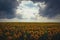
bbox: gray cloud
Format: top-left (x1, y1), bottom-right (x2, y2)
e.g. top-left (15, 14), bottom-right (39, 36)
top-left (31, 0), bottom-right (60, 18)
top-left (16, 14), bottom-right (23, 19)
top-left (0, 0), bottom-right (18, 19)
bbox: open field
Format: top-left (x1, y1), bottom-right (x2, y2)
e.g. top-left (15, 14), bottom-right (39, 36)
top-left (0, 22), bottom-right (60, 40)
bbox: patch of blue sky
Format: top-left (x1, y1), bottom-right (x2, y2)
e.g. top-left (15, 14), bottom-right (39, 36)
top-left (24, 2), bottom-right (38, 8)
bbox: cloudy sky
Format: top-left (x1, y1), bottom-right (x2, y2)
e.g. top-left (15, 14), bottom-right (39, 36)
top-left (0, 0), bottom-right (60, 22)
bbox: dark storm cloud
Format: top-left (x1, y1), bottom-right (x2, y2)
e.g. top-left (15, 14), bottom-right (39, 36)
top-left (0, 0), bottom-right (18, 19)
top-left (31, 0), bottom-right (44, 2)
top-left (31, 0), bottom-right (60, 18)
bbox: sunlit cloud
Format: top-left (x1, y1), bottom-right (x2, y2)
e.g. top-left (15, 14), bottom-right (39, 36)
top-left (16, 1), bottom-right (39, 19)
